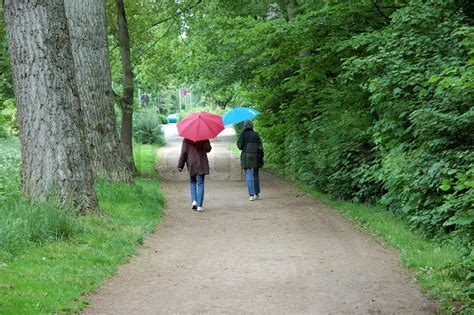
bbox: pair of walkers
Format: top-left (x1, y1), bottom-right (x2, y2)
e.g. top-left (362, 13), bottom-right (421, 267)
top-left (177, 121), bottom-right (264, 211)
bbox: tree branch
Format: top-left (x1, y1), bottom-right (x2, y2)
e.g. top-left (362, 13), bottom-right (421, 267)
top-left (372, 0), bottom-right (390, 23)
top-left (145, 0), bottom-right (202, 32)
top-left (145, 18), bottom-right (177, 52)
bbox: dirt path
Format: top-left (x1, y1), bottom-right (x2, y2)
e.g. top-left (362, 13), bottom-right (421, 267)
top-left (85, 127), bottom-right (438, 314)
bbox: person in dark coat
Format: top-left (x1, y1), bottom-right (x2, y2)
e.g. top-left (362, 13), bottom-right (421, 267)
top-left (177, 138), bottom-right (212, 211)
top-left (237, 120), bottom-right (264, 201)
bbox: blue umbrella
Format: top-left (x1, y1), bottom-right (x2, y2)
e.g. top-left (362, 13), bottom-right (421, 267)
top-left (222, 107), bottom-right (261, 126)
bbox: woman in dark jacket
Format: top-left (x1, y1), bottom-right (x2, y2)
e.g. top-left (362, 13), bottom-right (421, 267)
top-left (177, 138), bottom-right (212, 211)
top-left (237, 120), bottom-right (264, 201)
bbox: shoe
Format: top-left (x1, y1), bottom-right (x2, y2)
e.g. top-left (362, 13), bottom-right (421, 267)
top-left (192, 201), bottom-right (197, 210)
top-left (249, 196), bottom-right (255, 201)
top-left (255, 194), bottom-right (260, 200)
top-left (197, 206), bottom-right (204, 212)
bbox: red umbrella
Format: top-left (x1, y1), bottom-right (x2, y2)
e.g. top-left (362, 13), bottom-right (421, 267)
top-left (177, 111), bottom-right (225, 142)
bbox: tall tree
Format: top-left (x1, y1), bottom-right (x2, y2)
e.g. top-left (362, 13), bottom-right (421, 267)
top-left (114, 0), bottom-right (136, 173)
top-left (64, 0), bottom-right (132, 181)
top-left (4, 0), bottom-right (98, 212)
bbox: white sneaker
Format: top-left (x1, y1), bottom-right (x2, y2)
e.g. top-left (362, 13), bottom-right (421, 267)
top-left (249, 196), bottom-right (255, 201)
top-left (255, 194), bottom-right (260, 200)
top-left (197, 206), bottom-right (204, 212)
top-left (192, 201), bottom-right (197, 210)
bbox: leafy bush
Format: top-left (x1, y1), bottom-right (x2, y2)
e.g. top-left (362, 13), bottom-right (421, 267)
top-left (0, 138), bottom-right (21, 201)
top-left (184, 0), bottom-right (473, 240)
top-left (0, 98), bottom-right (18, 139)
top-left (133, 109), bottom-right (166, 145)
top-left (158, 113), bottom-right (168, 124)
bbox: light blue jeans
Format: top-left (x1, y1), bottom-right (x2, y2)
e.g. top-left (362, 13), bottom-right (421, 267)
top-left (245, 168), bottom-right (260, 196)
top-left (190, 175), bottom-right (205, 207)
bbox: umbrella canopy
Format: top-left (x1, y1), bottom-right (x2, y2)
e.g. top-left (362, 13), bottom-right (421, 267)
top-left (222, 107), bottom-right (261, 126)
top-left (177, 111), bottom-right (225, 142)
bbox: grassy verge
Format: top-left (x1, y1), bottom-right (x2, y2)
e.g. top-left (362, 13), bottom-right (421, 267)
top-left (133, 143), bottom-right (160, 176)
top-left (0, 139), bottom-right (165, 313)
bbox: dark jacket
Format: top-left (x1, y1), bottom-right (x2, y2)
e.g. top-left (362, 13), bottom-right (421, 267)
top-left (178, 139), bottom-right (212, 176)
top-left (237, 128), bottom-right (264, 168)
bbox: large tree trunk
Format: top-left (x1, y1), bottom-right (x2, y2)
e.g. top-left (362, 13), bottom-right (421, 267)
top-left (115, 0), bottom-right (136, 174)
top-left (64, 0), bottom-right (132, 182)
top-left (4, 0), bottom-right (98, 213)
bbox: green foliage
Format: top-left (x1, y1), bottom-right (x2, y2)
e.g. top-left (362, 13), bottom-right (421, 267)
top-left (133, 109), bottom-right (166, 145)
top-left (0, 10), bottom-right (14, 106)
top-left (0, 98), bottom-right (18, 138)
top-left (182, 0), bottom-right (473, 238)
top-left (133, 143), bottom-right (160, 176)
top-left (0, 138), bottom-right (21, 201)
top-left (158, 113), bottom-right (168, 124)
top-left (0, 9), bottom-right (16, 140)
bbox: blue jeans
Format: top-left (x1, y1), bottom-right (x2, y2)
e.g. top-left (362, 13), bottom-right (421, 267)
top-left (190, 175), bottom-right (205, 207)
top-left (245, 168), bottom-right (260, 196)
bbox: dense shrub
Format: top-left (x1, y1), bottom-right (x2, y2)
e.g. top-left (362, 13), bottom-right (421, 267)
top-left (133, 109), bottom-right (166, 145)
top-left (182, 1), bottom-right (473, 241)
top-left (158, 113), bottom-right (168, 124)
top-left (0, 98), bottom-right (18, 139)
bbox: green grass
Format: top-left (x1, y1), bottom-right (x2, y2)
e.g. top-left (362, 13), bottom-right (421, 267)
top-left (297, 183), bottom-right (473, 313)
top-left (0, 139), bottom-right (165, 313)
top-left (133, 143), bottom-right (160, 176)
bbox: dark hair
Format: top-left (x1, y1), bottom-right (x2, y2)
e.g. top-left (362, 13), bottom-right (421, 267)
top-left (244, 120), bottom-right (254, 129)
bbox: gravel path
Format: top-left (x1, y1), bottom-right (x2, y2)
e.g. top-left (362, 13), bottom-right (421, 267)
top-left (84, 127), bottom-right (438, 314)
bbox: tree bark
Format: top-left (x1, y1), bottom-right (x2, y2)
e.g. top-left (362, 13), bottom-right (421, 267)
top-left (64, 0), bottom-right (132, 182)
top-left (115, 0), bottom-right (136, 174)
top-left (4, 0), bottom-right (98, 212)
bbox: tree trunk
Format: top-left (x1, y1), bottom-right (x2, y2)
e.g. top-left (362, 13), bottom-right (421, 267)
top-left (64, 0), bottom-right (132, 182)
top-left (4, 0), bottom-right (98, 212)
top-left (115, 0), bottom-right (136, 174)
